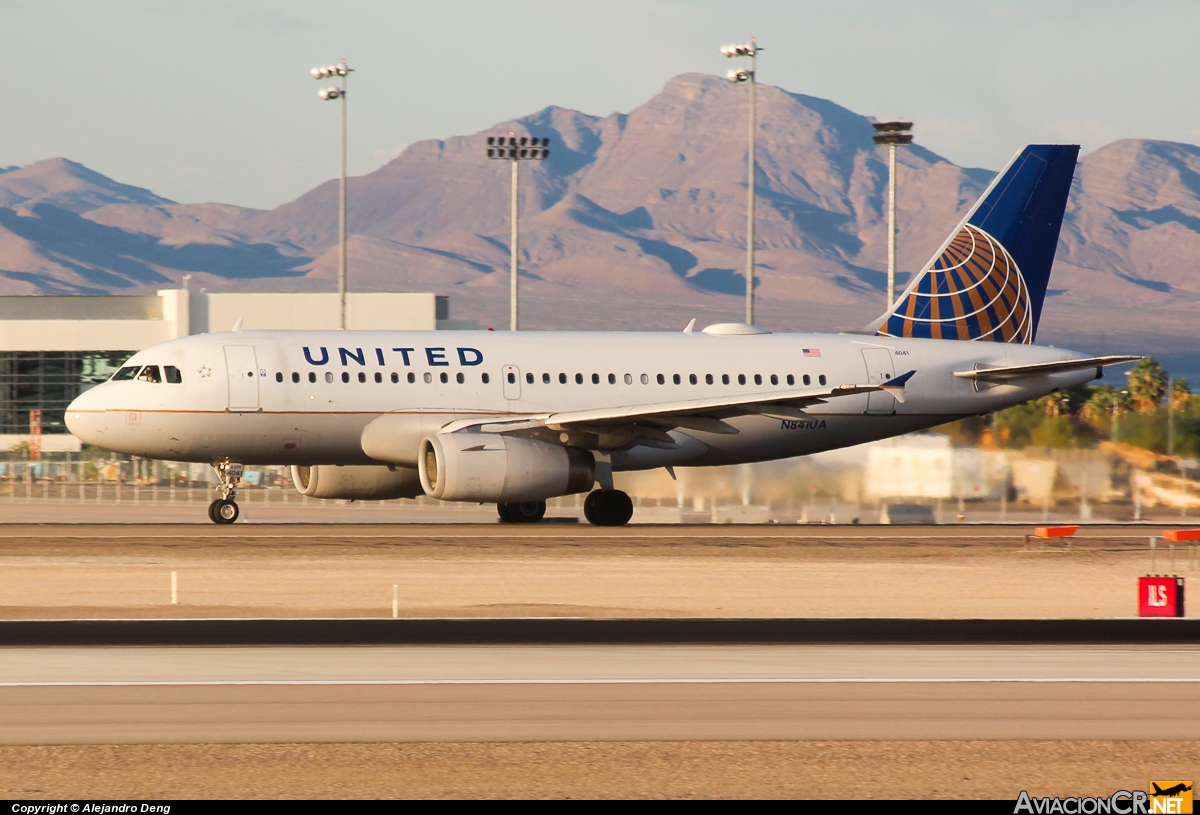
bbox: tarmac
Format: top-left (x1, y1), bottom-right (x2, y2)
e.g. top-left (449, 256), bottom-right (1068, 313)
top-left (1, 643), bottom-right (1197, 743)
top-left (0, 518), bottom-right (1194, 796)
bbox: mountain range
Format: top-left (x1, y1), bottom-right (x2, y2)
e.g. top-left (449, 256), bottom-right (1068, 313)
top-left (3, 72), bottom-right (1200, 369)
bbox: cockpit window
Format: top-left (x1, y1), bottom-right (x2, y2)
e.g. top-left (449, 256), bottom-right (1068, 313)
top-left (137, 365), bottom-right (162, 383)
top-left (112, 366), bottom-right (140, 381)
top-left (164, 365), bottom-right (182, 384)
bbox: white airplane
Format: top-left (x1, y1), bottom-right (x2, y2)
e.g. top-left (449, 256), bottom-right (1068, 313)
top-left (66, 144), bottom-right (1138, 525)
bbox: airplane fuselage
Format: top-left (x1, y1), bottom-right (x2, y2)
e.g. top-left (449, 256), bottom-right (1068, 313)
top-left (65, 328), bottom-right (1098, 471)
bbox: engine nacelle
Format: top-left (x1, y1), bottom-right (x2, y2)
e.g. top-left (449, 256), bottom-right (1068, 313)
top-left (291, 464), bottom-right (423, 500)
top-left (418, 434), bottom-right (594, 503)
top-left (360, 412), bottom-right (458, 466)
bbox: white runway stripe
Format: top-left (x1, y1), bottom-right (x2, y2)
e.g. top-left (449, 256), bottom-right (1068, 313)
top-left (1, 677), bottom-right (1196, 687)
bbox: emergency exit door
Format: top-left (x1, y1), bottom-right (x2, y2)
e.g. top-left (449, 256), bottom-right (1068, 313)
top-left (502, 365), bottom-right (521, 400)
top-left (861, 347), bottom-right (896, 414)
top-left (224, 345), bottom-right (260, 412)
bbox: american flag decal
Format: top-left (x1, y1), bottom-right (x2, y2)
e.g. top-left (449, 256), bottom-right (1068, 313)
top-left (802, 348), bottom-right (821, 358)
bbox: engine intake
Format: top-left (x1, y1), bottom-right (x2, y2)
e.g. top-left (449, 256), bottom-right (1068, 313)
top-left (291, 464), bottom-right (423, 500)
top-left (419, 434), bottom-right (594, 503)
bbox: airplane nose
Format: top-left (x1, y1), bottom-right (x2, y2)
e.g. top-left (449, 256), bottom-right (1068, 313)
top-left (65, 391), bottom-right (105, 445)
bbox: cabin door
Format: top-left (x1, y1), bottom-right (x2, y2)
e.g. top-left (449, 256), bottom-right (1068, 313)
top-left (224, 345), bottom-right (260, 412)
top-left (861, 348), bottom-right (896, 414)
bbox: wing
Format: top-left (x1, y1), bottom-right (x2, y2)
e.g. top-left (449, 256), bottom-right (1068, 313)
top-left (440, 371), bottom-right (916, 450)
top-left (953, 355), bottom-right (1143, 382)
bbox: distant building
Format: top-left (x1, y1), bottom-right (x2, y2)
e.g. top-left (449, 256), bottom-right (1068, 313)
top-left (864, 435), bottom-right (995, 501)
top-left (0, 289), bottom-right (471, 450)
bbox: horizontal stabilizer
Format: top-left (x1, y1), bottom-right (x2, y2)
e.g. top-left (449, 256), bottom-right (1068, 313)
top-left (879, 369), bottom-right (916, 402)
top-left (953, 355), bottom-right (1143, 381)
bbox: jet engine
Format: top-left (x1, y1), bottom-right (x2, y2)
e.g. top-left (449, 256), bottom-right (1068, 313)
top-left (290, 464), bottom-right (423, 500)
top-left (419, 434), bottom-right (594, 503)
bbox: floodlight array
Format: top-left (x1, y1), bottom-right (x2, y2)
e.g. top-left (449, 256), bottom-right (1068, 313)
top-left (486, 135), bottom-right (551, 160)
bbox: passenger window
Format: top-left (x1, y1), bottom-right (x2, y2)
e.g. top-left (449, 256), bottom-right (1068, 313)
top-left (722, 374), bottom-right (729, 385)
top-left (641, 374), bottom-right (649, 385)
top-left (424, 372), bottom-right (433, 383)
top-left (624, 374), bottom-right (632, 385)
top-left (408, 372), bottom-right (416, 384)
top-left (456, 372), bottom-right (464, 384)
top-left (543, 373), bottom-right (551, 384)
top-left (341, 372), bottom-right (350, 383)
top-left (705, 374), bottom-right (713, 385)
top-left (308, 372), bottom-right (316, 383)
top-left (482, 373), bottom-right (490, 384)
top-left (738, 374), bottom-right (746, 385)
top-left (673, 374), bottom-right (681, 385)
top-left (770, 374), bottom-right (778, 386)
top-left (657, 374), bottom-right (665, 385)
top-left (391, 372), bottom-right (399, 383)
top-left (608, 373), bottom-right (616, 385)
top-left (575, 373), bottom-right (583, 384)
top-left (275, 372), bottom-right (283, 383)
top-left (374, 372), bottom-right (382, 383)
top-left (112, 366), bottom-right (140, 381)
top-left (325, 372), bottom-right (333, 383)
top-left (591, 373), bottom-right (599, 384)
top-left (559, 373), bottom-right (567, 384)
top-left (137, 365), bottom-right (161, 383)
top-left (803, 374), bottom-right (811, 386)
top-left (754, 374), bottom-right (762, 386)
top-left (439, 372), bottom-right (448, 384)
top-left (526, 372), bottom-right (534, 384)
top-left (688, 374), bottom-right (697, 385)
top-left (507, 372), bottom-right (516, 384)
top-left (165, 366), bottom-right (183, 384)
top-left (787, 374), bottom-right (794, 386)
top-left (291, 372), bottom-right (300, 384)
top-left (819, 375), bottom-right (827, 385)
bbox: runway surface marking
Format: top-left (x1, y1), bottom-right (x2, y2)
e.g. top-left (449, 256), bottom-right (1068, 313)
top-left (1, 677), bottom-right (1197, 686)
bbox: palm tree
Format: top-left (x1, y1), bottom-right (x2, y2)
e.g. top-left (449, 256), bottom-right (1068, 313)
top-left (1127, 359), bottom-right (1167, 412)
top-left (1171, 378), bottom-right (1192, 410)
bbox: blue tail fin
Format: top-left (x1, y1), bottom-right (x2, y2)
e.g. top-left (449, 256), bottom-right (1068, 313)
top-left (872, 144), bottom-right (1079, 343)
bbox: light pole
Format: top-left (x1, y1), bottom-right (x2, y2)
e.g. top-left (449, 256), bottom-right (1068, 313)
top-left (872, 121), bottom-right (913, 309)
top-left (486, 133), bottom-right (550, 331)
top-left (721, 38), bottom-right (762, 325)
top-left (311, 59), bottom-right (352, 329)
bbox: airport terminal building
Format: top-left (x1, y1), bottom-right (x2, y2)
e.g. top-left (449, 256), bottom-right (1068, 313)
top-left (0, 289), bottom-right (465, 451)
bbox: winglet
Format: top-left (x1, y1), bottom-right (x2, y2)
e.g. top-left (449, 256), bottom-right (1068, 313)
top-left (232, 316), bottom-right (244, 332)
top-left (683, 318), bottom-right (696, 334)
top-left (879, 369), bottom-right (916, 403)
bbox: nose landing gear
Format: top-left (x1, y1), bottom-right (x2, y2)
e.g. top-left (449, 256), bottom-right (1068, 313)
top-left (209, 460), bottom-right (243, 525)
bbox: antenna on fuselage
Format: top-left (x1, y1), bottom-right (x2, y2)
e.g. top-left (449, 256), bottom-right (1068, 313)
top-left (231, 317), bottom-right (244, 332)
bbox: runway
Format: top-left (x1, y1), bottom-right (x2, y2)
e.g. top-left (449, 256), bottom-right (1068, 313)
top-left (2, 643), bottom-right (1198, 743)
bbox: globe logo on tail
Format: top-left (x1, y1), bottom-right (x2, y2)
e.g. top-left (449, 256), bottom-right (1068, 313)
top-left (878, 223), bottom-right (1033, 343)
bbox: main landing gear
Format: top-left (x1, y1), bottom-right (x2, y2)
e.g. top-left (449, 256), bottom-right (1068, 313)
top-left (583, 489), bottom-right (633, 527)
top-left (497, 490), bottom-right (634, 526)
top-left (497, 501), bottom-right (546, 524)
top-left (208, 460), bottom-right (243, 525)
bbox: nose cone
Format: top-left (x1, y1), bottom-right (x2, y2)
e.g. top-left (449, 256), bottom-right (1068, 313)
top-left (65, 389), bottom-right (105, 446)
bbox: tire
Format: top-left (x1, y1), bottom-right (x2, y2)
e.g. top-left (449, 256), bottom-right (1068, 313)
top-left (212, 498), bottom-right (239, 524)
top-left (497, 501), bottom-right (546, 523)
top-left (583, 489), bottom-right (633, 526)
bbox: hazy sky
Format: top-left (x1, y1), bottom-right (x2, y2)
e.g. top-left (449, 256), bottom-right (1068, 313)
top-left (6, 0), bottom-right (1199, 209)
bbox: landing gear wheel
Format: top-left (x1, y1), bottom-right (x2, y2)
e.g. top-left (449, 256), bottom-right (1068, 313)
top-left (497, 500), bottom-right (547, 523)
top-left (209, 498), bottom-right (239, 525)
top-left (583, 489), bottom-right (633, 526)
